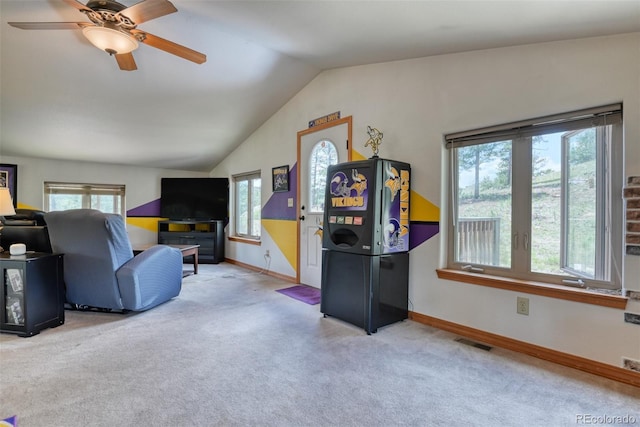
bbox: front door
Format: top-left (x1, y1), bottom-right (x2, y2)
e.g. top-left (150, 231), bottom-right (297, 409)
top-left (297, 117), bottom-right (351, 287)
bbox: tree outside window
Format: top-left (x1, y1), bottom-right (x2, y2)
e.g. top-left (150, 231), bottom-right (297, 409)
top-left (45, 182), bottom-right (125, 216)
top-left (234, 172), bottom-right (261, 239)
top-left (309, 140), bottom-right (338, 213)
top-left (448, 105), bottom-right (622, 290)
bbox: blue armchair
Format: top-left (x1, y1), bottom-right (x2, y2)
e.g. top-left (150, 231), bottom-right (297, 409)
top-left (44, 209), bottom-right (182, 311)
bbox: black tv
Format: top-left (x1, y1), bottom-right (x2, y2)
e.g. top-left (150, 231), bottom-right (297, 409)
top-left (160, 178), bottom-right (229, 221)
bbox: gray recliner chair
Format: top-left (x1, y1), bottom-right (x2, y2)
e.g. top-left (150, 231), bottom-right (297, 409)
top-left (44, 209), bottom-right (182, 311)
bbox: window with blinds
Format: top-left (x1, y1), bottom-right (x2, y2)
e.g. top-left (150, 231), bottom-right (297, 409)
top-left (44, 182), bottom-right (126, 216)
top-left (445, 104), bottom-right (623, 290)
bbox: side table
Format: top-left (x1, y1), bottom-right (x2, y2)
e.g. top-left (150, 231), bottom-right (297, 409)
top-left (132, 244), bottom-right (200, 276)
top-left (0, 252), bottom-right (65, 337)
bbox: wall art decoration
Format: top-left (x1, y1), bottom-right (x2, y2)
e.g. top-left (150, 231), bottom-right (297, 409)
top-left (272, 165), bottom-right (290, 192)
top-left (0, 164), bottom-right (17, 207)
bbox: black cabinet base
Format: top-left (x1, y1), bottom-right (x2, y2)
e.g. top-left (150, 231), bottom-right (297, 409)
top-left (1, 252), bottom-right (65, 337)
top-left (158, 220), bottom-right (225, 264)
top-left (321, 251), bottom-right (409, 334)
top-left (7, 318), bottom-right (64, 338)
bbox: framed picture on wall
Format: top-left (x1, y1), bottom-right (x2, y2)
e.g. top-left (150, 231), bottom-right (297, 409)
top-left (272, 165), bottom-right (289, 192)
top-left (0, 163), bottom-right (17, 207)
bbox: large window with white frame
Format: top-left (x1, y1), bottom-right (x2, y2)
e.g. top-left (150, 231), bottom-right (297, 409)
top-left (44, 182), bottom-right (125, 216)
top-left (233, 171), bottom-right (261, 239)
top-left (446, 104), bottom-right (623, 290)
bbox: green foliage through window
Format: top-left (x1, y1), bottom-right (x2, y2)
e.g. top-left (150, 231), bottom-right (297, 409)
top-left (234, 172), bottom-right (261, 239)
top-left (448, 104), bottom-right (622, 290)
top-left (44, 182), bottom-right (125, 216)
top-left (309, 140), bottom-right (338, 212)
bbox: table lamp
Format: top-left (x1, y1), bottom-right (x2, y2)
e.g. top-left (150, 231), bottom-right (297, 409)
top-left (0, 187), bottom-right (17, 252)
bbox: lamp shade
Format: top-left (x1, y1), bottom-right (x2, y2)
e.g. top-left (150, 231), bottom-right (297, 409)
top-left (82, 26), bottom-right (139, 54)
top-left (0, 188), bottom-right (16, 216)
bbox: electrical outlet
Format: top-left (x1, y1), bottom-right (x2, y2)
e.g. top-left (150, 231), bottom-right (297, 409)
top-left (517, 297), bottom-right (529, 315)
top-left (265, 250), bottom-right (270, 257)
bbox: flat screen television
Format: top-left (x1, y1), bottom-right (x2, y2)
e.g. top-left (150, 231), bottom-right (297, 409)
top-left (160, 177), bottom-right (229, 221)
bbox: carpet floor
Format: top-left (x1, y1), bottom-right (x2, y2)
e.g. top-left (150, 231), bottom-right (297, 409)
top-left (0, 262), bottom-right (638, 426)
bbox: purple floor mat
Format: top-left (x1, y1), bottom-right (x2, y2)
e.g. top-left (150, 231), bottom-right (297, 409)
top-left (276, 285), bottom-right (321, 305)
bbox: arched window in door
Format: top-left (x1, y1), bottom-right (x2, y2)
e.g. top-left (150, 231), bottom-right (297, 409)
top-left (308, 140), bottom-right (338, 213)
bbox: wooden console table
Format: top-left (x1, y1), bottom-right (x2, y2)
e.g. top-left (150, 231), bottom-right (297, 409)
top-left (132, 244), bottom-right (200, 275)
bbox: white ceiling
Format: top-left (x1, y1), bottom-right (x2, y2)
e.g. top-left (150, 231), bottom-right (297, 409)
top-left (1, 0), bottom-right (639, 172)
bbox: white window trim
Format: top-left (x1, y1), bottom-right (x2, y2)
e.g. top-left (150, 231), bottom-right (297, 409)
top-left (232, 171), bottom-right (261, 240)
top-left (445, 104), bottom-right (623, 292)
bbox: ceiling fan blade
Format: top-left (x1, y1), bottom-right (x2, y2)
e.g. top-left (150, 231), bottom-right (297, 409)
top-left (120, 0), bottom-right (177, 25)
top-left (115, 53), bottom-right (137, 71)
top-left (62, 0), bottom-right (93, 12)
top-left (131, 30), bottom-right (206, 64)
top-left (8, 22), bottom-right (88, 30)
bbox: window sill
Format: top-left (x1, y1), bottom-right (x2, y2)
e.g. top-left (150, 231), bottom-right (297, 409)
top-left (228, 236), bottom-right (261, 246)
top-left (435, 269), bottom-right (628, 310)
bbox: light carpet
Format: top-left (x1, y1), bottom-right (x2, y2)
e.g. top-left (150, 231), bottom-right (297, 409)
top-left (0, 263), bottom-right (638, 426)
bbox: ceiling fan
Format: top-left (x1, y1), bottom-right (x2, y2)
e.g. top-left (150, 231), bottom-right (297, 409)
top-left (8, 0), bottom-right (206, 71)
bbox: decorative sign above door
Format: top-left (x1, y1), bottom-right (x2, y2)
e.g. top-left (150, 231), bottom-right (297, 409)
top-left (308, 111), bottom-right (341, 128)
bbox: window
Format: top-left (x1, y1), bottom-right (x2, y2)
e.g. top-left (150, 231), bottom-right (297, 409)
top-left (308, 140), bottom-right (338, 213)
top-left (233, 171), bottom-right (261, 239)
top-left (44, 182), bottom-right (125, 216)
top-left (446, 104), bottom-right (623, 290)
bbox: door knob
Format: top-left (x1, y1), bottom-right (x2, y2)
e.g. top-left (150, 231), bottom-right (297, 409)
top-left (299, 215), bottom-right (305, 221)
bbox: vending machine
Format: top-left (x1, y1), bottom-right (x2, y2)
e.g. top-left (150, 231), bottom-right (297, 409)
top-left (320, 157), bottom-right (410, 334)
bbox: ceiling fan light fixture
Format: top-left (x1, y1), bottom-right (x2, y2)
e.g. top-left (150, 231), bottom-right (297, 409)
top-left (82, 25), bottom-right (138, 55)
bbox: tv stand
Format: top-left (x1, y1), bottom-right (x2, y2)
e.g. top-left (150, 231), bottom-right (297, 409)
top-left (158, 220), bottom-right (225, 264)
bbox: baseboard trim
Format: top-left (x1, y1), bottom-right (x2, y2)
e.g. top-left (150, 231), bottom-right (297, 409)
top-left (224, 258), bottom-right (297, 283)
top-left (409, 311), bottom-right (640, 388)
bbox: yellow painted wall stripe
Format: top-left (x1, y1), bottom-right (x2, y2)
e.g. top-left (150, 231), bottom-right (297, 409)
top-left (126, 217), bottom-right (161, 232)
top-left (410, 190), bottom-right (440, 222)
top-left (343, 151), bottom-right (440, 222)
top-left (263, 219), bottom-right (298, 270)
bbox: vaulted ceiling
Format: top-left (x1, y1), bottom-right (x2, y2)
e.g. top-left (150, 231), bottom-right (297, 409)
top-left (1, 0), bottom-right (639, 171)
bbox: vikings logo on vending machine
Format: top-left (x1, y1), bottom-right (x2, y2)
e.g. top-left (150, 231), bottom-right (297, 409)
top-left (383, 163), bottom-right (410, 251)
top-left (323, 158), bottom-right (409, 255)
top-left (329, 169), bottom-right (368, 208)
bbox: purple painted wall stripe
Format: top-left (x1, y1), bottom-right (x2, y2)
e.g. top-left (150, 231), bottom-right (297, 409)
top-left (409, 222), bottom-right (440, 251)
top-left (262, 163), bottom-right (298, 220)
top-left (127, 198), bottom-right (161, 217)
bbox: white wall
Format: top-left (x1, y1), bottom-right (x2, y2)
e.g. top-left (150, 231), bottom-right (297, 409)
top-left (212, 33), bottom-right (640, 367)
top-left (1, 155), bottom-right (207, 245)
